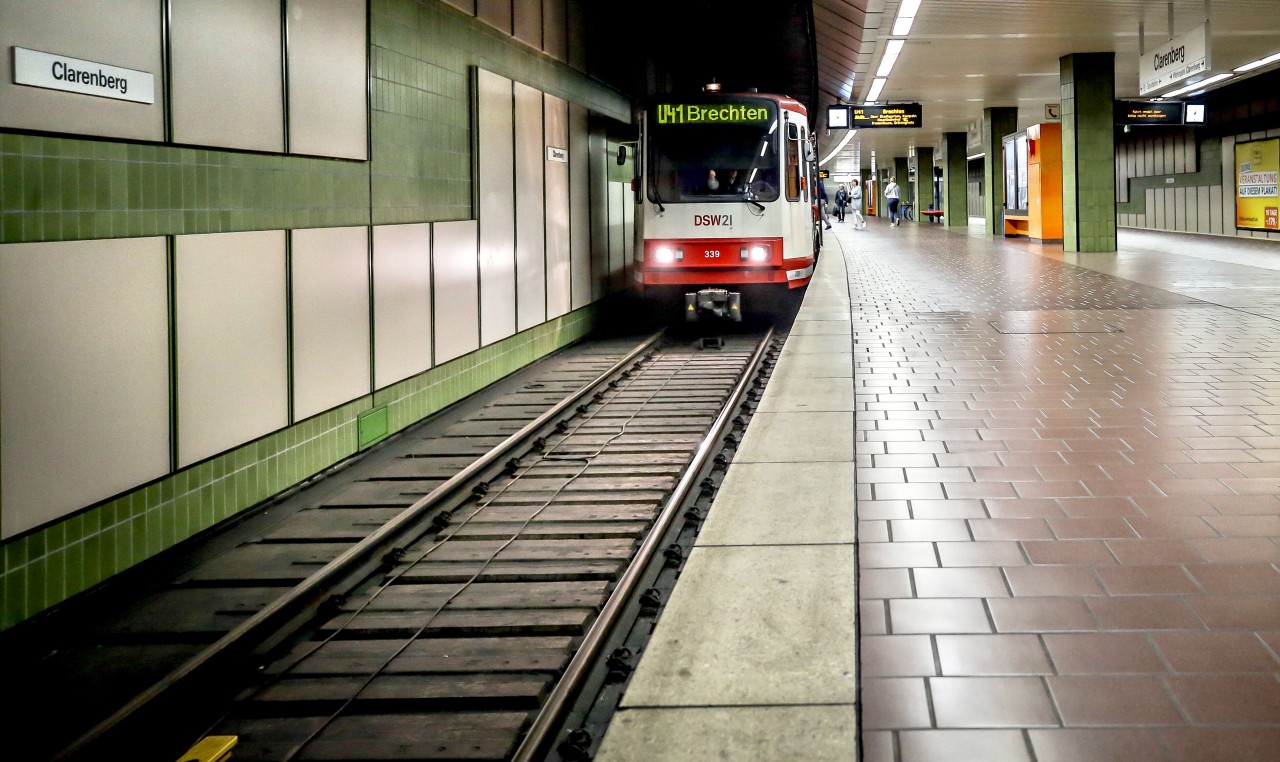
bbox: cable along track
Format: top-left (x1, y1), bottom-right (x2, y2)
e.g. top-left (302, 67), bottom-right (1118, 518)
top-left (60, 330), bottom-right (773, 762)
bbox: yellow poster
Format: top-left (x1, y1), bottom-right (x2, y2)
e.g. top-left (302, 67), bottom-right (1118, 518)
top-left (1236, 138), bottom-right (1279, 231)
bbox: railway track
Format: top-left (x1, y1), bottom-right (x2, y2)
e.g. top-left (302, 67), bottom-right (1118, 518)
top-left (30, 326), bottom-right (780, 762)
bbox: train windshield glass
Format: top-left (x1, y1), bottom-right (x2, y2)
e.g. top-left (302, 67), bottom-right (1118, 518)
top-left (647, 99), bottom-right (780, 203)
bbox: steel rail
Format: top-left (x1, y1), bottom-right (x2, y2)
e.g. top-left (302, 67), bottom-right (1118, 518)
top-left (55, 330), bottom-right (666, 761)
top-left (512, 327), bottom-right (776, 762)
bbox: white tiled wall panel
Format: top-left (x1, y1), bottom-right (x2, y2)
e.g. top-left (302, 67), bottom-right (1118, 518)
top-left (478, 69), bottom-right (517, 345)
top-left (176, 231), bottom-right (289, 468)
top-left (569, 103), bottom-right (591, 310)
top-left (170, 0), bottom-right (284, 152)
top-left (291, 226), bottom-right (371, 419)
top-left (515, 82), bottom-right (547, 331)
top-left (286, 0), bottom-right (368, 160)
top-left (433, 221), bottom-right (481, 364)
top-left (373, 223), bottom-right (432, 389)
top-left (545, 94), bottom-right (572, 320)
top-left (0, 238), bottom-right (170, 538)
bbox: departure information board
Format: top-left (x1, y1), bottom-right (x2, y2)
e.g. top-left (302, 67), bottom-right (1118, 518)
top-left (851, 103), bottom-right (923, 128)
top-left (1116, 100), bottom-right (1184, 125)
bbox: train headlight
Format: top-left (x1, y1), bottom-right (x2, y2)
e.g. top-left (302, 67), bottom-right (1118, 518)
top-left (655, 247), bottom-right (674, 264)
top-left (750, 246), bottom-right (768, 262)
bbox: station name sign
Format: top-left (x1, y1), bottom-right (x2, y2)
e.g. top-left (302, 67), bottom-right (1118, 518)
top-left (655, 103), bottom-right (771, 125)
top-left (1139, 23), bottom-right (1210, 95)
top-left (13, 47), bottom-right (154, 104)
top-left (1116, 100), bottom-right (1184, 125)
top-left (851, 103), bottom-right (923, 128)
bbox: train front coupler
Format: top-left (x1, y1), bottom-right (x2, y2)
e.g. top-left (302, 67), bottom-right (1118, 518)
top-left (685, 288), bottom-right (742, 322)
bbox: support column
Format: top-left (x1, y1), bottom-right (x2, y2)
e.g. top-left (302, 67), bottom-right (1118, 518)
top-left (917, 147), bottom-right (936, 217)
top-left (944, 132), bottom-right (968, 226)
top-left (982, 107), bottom-right (1018, 236)
top-left (1061, 52), bottom-right (1117, 252)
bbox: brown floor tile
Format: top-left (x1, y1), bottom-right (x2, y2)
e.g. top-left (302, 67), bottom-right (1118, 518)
top-left (891, 519), bottom-right (972, 542)
top-left (1096, 565), bottom-right (1202, 595)
top-left (968, 518), bottom-right (1054, 541)
top-left (899, 730), bottom-right (1032, 762)
top-left (936, 634), bottom-right (1052, 675)
top-left (860, 567), bottom-right (914, 598)
top-left (862, 635), bottom-right (939, 677)
top-left (1153, 631), bottom-right (1280, 672)
top-left (930, 676), bottom-right (1059, 727)
top-left (1126, 516), bottom-right (1217, 539)
top-left (1088, 596), bottom-right (1201, 630)
top-left (1105, 539), bottom-right (1205, 565)
top-left (1036, 464), bottom-right (1109, 482)
top-left (1165, 463), bottom-right (1241, 479)
top-left (1162, 727), bottom-right (1280, 762)
top-left (1190, 537), bottom-right (1280, 563)
top-left (1204, 515), bottom-right (1280, 536)
top-left (1049, 517), bottom-right (1138, 539)
top-left (860, 500), bottom-right (913, 520)
top-left (1056, 497), bottom-right (1141, 517)
top-left (889, 598), bottom-right (992, 634)
top-left (1015, 480), bottom-right (1090, 499)
top-left (1029, 728), bottom-right (1170, 762)
top-left (986, 594), bottom-right (1099, 632)
top-left (860, 730), bottom-right (896, 762)
top-left (937, 541), bottom-right (1028, 567)
top-left (862, 599), bottom-right (889, 635)
top-left (1022, 539), bottom-right (1118, 566)
top-left (1186, 594), bottom-right (1280, 628)
top-left (1131, 495), bottom-right (1216, 515)
top-left (999, 451), bottom-right (1068, 467)
top-left (1184, 562), bottom-right (1280, 593)
top-left (1047, 675), bottom-right (1186, 725)
top-left (914, 567), bottom-right (1009, 598)
top-left (861, 541), bottom-right (939, 568)
top-left (1004, 566), bottom-right (1106, 596)
top-left (1205, 494), bottom-right (1280, 514)
top-left (944, 482), bottom-right (1020, 499)
top-left (1043, 633), bottom-right (1166, 673)
top-left (985, 498), bottom-right (1065, 518)
top-left (910, 499), bottom-right (987, 519)
top-left (1164, 674), bottom-right (1280, 723)
top-left (862, 678), bottom-right (932, 729)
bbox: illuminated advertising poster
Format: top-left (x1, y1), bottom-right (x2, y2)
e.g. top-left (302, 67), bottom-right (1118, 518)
top-left (1235, 138), bottom-right (1280, 231)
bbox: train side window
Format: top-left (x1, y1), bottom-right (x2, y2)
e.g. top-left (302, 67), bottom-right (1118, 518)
top-left (784, 120), bottom-right (800, 201)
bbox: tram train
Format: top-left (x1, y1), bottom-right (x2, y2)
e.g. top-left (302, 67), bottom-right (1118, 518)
top-left (627, 91), bottom-right (821, 321)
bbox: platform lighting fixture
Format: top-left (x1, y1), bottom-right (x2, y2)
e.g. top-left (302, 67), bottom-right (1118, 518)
top-left (866, 77), bottom-right (887, 102)
top-left (819, 129), bottom-right (858, 166)
top-left (1235, 51), bottom-right (1280, 72)
top-left (877, 39), bottom-right (905, 78)
top-left (1164, 72), bottom-right (1232, 97)
top-left (893, 0), bottom-right (922, 36)
top-left (704, 80), bottom-right (721, 93)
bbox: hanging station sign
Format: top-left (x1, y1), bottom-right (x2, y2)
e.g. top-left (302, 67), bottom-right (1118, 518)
top-left (1139, 22), bottom-right (1211, 95)
top-left (851, 103), bottom-right (923, 128)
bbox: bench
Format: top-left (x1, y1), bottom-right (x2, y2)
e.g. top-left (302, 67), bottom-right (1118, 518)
top-left (921, 209), bottom-right (944, 223)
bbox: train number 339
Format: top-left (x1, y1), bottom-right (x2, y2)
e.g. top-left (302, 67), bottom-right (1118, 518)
top-left (693, 214), bottom-right (732, 227)
top-left (704, 250), bottom-right (720, 258)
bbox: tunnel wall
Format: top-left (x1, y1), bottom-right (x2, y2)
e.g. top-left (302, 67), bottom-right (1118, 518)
top-left (0, 0), bottom-right (633, 629)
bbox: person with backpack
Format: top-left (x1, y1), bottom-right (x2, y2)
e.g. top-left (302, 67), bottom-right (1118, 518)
top-left (834, 184), bottom-right (848, 222)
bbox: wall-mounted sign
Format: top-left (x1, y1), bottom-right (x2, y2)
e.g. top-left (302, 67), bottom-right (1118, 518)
top-left (1116, 100), bottom-right (1184, 125)
top-left (851, 103), bottom-right (922, 128)
top-left (1139, 22), bottom-right (1210, 95)
top-left (1235, 137), bottom-right (1279, 231)
top-left (13, 47), bottom-right (154, 104)
top-left (546, 146), bottom-right (567, 163)
top-left (1045, 103), bottom-right (1061, 121)
top-left (818, 169), bottom-right (830, 179)
top-left (827, 105), bottom-right (850, 129)
top-left (966, 120), bottom-right (982, 151)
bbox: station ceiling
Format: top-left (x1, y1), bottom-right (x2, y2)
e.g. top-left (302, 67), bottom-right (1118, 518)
top-left (591, 1), bottom-right (1280, 177)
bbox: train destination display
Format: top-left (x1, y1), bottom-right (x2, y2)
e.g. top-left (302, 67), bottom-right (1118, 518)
top-left (655, 102), bottom-right (772, 125)
top-left (1116, 100), bottom-right (1184, 125)
top-left (851, 103), bottom-right (923, 128)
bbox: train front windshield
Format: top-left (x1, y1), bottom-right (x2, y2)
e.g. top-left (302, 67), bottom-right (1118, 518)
top-left (647, 99), bottom-right (781, 204)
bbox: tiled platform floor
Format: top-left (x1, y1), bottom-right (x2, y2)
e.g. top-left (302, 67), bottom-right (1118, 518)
top-left (598, 218), bottom-right (1280, 761)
